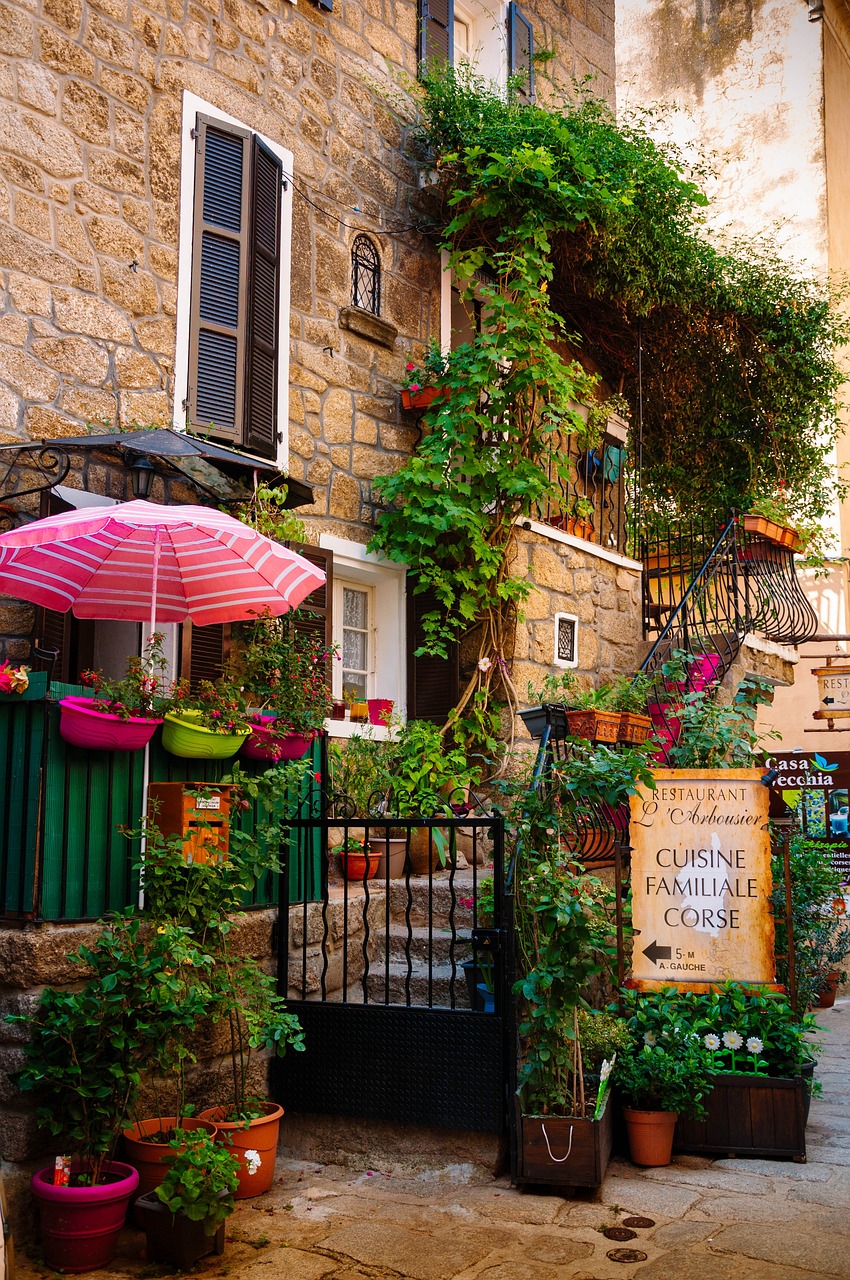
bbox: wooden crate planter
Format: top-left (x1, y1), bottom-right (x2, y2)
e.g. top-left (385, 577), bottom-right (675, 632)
top-left (515, 1090), bottom-right (614, 1189)
top-left (674, 1074), bottom-right (806, 1162)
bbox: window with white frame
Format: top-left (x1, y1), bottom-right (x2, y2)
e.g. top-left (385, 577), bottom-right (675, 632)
top-left (418, 0), bottom-right (532, 95)
top-left (554, 612), bottom-right (579, 669)
top-left (320, 535), bottom-right (406, 732)
top-left (173, 93), bottom-right (293, 465)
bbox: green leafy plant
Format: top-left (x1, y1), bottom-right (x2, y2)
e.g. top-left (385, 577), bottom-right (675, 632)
top-left (658, 671), bottom-right (777, 768)
top-left (154, 1129), bottom-right (239, 1232)
top-left (167, 673), bottom-right (250, 735)
top-left (9, 916), bottom-right (210, 1183)
top-left (576, 1009), bottom-right (632, 1074)
top-left (232, 609), bottom-right (337, 735)
top-left (80, 631), bottom-right (172, 720)
top-left (614, 1036), bottom-right (713, 1117)
top-left (772, 833), bottom-right (850, 1012)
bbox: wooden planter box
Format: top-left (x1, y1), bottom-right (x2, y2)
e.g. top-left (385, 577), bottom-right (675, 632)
top-left (515, 1089), bottom-right (614, 1189)
top-left (674, 1074), bottom-right (806, 1162)
top-left (741, 514), bottom-right (803, 553)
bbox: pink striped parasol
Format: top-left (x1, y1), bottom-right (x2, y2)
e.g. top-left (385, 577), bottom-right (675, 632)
top-left (0, 499), bottom-right (325, 632)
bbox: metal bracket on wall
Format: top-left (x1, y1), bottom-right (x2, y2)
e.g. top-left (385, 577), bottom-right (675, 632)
top-left (0, 442), bottom-right (71, 503)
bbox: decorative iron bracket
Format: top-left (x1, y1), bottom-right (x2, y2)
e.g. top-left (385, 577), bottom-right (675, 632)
top-left (0, 442), bottom-right (71, 501)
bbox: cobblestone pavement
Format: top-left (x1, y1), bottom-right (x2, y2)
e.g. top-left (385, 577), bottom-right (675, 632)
top-left (17, 1000), bottom-right (850, 1280)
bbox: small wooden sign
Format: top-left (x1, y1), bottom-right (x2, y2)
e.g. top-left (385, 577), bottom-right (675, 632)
top-left (628, 769), bottom-right (774, 991)
top-left (813, 662), bottom-right (850, 721)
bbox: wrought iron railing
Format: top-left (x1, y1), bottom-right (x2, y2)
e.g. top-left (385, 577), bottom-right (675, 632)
top-left (536, 430), bottom-right (628, 555)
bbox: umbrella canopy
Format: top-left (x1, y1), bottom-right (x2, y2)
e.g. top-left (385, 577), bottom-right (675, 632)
top-left (0, 499), bottom-right (325, 628)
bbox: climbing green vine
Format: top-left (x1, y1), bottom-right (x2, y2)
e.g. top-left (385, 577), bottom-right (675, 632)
top-left (369, 64), bottom-right (849, 761)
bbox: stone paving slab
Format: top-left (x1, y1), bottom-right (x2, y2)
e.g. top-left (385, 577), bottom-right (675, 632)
top-left (11, 1001), bottom-right (850, 1280)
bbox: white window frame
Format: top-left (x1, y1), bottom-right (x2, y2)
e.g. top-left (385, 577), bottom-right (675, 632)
top-left (553, 612), bottom-right (579, 669)
top-left (334, 580), bottom-right (375, 701)
top-left (172, 91), bottom-right (294, 469)
top-left (452, 0), bottom-right (507, 84)
top-left (319, 534), bottom-right (407, 739)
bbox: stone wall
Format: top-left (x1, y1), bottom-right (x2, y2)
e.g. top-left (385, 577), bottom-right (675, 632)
top-left (0, 0), bottom-right (614, 538)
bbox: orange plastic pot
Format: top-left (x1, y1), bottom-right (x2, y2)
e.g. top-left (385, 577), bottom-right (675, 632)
top-left (199, 1101), bottom-right (283, 1198)
top-left (622, 1107), bottom-right (678, 1167)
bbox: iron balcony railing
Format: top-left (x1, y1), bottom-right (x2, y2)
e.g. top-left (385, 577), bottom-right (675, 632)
top-left (536, 428), bottom-right (628, 556)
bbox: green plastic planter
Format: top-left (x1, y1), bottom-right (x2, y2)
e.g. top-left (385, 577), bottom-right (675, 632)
top-left (162, 711), bottom-right (248, 759)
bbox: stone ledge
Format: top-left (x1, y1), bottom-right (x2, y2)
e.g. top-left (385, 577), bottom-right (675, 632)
top-left (338, 306), bottom-right (398, 349)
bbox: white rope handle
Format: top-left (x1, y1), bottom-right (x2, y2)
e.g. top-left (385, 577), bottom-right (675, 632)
top-left (541, 1123), bottom-right (573, 1163)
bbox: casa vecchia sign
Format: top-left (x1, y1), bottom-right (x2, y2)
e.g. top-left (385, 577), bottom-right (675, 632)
top-left (628, 770), bottom-right (774, 990)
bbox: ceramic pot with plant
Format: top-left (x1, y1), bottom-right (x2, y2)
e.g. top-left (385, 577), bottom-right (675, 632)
top-left (10, 915), bottom-right (209, 1271)
top-left (383, 719), bottom-right (479, 872)
top-left (565, 685), bottom-right (621, 744)
top-left (614, 1031), bottom-right (713, 1167)
top-left (331, 836), bottom-right (381, 881)
top-left (608, 673), bottom-right (654, 744)
top-left (400, 343), bottom-right (451, 411)
top-left (135, 1129), bottom-right (239, 1269)
top-left (162, 674), bottom-right (251, 758)
top-left (61, 631), bottom-right (171, 751)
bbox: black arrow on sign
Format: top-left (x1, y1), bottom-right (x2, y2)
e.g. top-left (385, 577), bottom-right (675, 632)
top-left (823, 696), bottom-right (836, 705)
top-left (642, 940), bottom-right (673, 966)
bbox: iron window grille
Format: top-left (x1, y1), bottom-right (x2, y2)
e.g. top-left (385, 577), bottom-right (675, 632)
top-left (351, 235), bottom-right (381, 316)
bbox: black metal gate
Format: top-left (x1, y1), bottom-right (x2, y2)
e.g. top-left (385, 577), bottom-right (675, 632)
top-left (274, 802), bottom-right (512, 1134)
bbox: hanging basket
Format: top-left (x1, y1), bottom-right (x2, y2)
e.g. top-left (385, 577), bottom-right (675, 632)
top-left (59, 696), bottom-right (162, 751)
top-left (162, 711), bottom-right (248, 759)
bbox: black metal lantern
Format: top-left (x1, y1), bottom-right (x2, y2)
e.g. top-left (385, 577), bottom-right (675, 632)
top-left (129, 454), bottom-right (155, 499)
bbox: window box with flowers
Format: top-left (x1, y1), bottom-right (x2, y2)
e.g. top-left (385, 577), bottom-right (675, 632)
top-left (400, 346), bottom-right (452, 411)
top-left (59, 634), bottom-right (170, 752)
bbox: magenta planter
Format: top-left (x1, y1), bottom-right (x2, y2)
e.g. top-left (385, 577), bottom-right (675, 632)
top-left (666, 652), bottom-right (721, 694)
top-left (648, 701), bottom-right (682, 763)
top-left (367, 698), bottom-right (394, 726)
top-left (59, 696), bottom-right (162, 751)
top-left (32, 1160), bottom-right (139, 1273)
top-left (240, 719), bottom-right (313, 761)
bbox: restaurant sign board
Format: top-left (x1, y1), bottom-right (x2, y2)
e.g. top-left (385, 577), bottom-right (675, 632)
top-left (628, 769), bottom-right (774, 991)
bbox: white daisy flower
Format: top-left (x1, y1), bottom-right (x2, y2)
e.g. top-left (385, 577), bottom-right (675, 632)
top-left (746, 1037), bottom-right (763, 1055)
top-left (643, 1031), bottom-right (657, 1046)
top-left (704, 1033), bottom-right (721, 1051)
top-left (722, 1030), bottom-right (743, 1050)
top-left (244, 1149), bottom-right (262, 1176)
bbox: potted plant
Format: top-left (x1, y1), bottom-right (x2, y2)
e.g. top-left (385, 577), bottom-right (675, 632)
top-left (135, 1129), bottom-right (239, 1268)
top-left (59, 631), bottom-right (170, 751)
top-left (0, 660), bottom-right (46, 701)
top-left (614, 989), bottom-right (714, 1166)
top-left (564, 685), bottom-right (622, 744)
top-left (9, 915), bottom-right (210, 1271)
top-left (772, 832), bottom-right (850, 1013)
top-left (742, 491), bottom-right (806, 552)
top-left (400, 343), bottom-right (451, 411)
top-left (233, 609), bottom-right (335, 759)
top-left (162, 673), bottom-right (251, 759)
top-left (331, 835), bottom-right (381, 882)
top-left (609, 672), bottom-right (653, 744)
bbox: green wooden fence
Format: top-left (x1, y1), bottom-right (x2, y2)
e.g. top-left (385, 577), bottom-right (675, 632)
top-left (0, 686), bottom-right (323, 922)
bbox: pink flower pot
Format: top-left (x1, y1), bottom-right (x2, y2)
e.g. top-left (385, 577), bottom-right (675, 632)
top-left (665, 653), bottom-right (721, 694)
top-left (648, 701), bottom-right (682, 763)
top-left (59, 696), bottom-right (162, 751)
top-left (239, 718), bottom-right (313, 761)
top-left (367, 698), bottom-right (393, 726)
top-left (31, 1160), bottom-right (139, 1273)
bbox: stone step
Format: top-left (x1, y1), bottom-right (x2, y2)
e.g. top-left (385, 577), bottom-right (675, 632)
top-left (363, 959), bottom-right (477, 1009)
top-left (387, 871), bottom-right (486, 928)
top-left (372, 922), bottom-right (473, 967)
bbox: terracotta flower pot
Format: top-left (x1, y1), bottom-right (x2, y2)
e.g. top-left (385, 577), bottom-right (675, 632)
top-left (817, 970), bottom-right (840, 1009)
top-left (617, 712), bottom-right (652, 744)
top-left (31, 1160), bottom-right (139, 1273)
top-left (337, 847), bottom-right (382, 881)
top-left (622, 1107), bottom-right (678, 1167)
top-left (122, 1117), bottom-right (218, 1223)
top-left (401, 386), bottom-right (449, 411)
top-left (566, 709), bottom-right (621, 743)
top-left (199, 1101), bottom-right (283, 1198)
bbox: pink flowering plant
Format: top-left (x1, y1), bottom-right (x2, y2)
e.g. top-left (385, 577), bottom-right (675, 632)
top-left (401, 341), bottom-right (450, 394)
top-left (234, 609), bottom-right (337, 737)
top-left (0, 661), bottom-right (30, 695)
top-left (80, 632), bottom-right (171, 721)
top-left (168, 673), bottom-right (250, 735)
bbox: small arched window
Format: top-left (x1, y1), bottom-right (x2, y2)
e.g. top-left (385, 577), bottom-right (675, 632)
top-left (351, 235), bottom-right (381, 316)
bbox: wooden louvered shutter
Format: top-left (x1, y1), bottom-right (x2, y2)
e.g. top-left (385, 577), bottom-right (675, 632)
top-left (291, 547), bottom-right (333, 653)
top-left (180, 621), bottom-right (232, 690)
top-left (245, 137), bottom-right (282, 460)
top-left (508, 3), bottom-right (534, 101)
top-left (406, 578), bottom-right (459, 725)
top-left (188, 116), bottom-right (251, 444)
top-left (419, 0), bottom-right (453, 66)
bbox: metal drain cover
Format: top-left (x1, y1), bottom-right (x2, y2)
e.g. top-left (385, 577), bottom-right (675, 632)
top-left (602, 1227), bottom-right (638, 1241)
top-left (622, 1216), bottom-right (655, 1229)
top-left (607, 1248), bottom-right (649, 1264)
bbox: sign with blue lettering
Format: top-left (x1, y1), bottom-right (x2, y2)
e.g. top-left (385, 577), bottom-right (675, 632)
top-left (629, 769), bottom-right (774, 990)
top-left (765, 750), bottom-right (850, 883)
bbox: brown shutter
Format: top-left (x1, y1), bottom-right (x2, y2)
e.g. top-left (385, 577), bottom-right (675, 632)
top-left (406, 577), bottom-right (459, 725)
top-left (245, 136), bottom-right (282, 460)
top-left (188, 116), bottom-right (251, 444)
top-left (420, 0), bottom-right (453, 64)
top-left (291, 546), bottom-right (333, 652)
top-left (180, 621), bottom-right (232, 689)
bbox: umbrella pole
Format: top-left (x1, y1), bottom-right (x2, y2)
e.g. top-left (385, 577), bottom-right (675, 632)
top-left (138, 528), bottom-right (162, 910)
